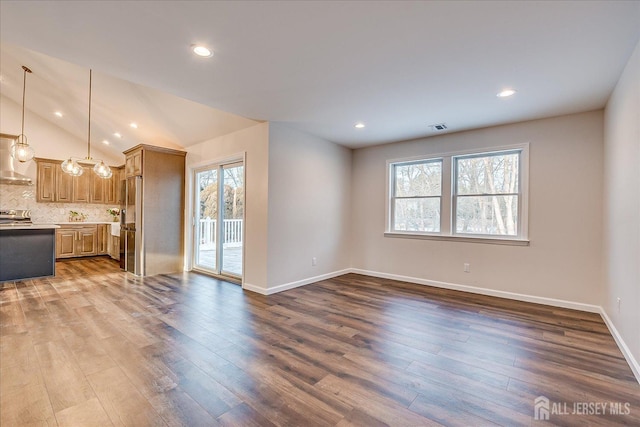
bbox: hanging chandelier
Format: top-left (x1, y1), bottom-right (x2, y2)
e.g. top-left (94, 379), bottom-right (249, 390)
top-left (61, 69), bottom-right (112, 179)
top-left (11, 66), bottom-right (35, 163)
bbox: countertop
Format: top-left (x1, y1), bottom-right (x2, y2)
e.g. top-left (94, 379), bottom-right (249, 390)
top-left (0, 221), bottom-right (117, 230)
top-left (55, 221), bottom-right (115, 225)
top-left (0, 224), bottom-right (60, 230)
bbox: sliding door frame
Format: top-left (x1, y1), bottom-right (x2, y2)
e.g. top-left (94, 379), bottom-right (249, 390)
top-left (190, 152), bottom-right (246, 284)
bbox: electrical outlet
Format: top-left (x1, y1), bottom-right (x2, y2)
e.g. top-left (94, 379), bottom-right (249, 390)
top-left (617, 297), bottom-right (621, 312)
top-left (464, 263), bottom-right (470, 273)
top-left (312, 257), bottom-right (317, 266)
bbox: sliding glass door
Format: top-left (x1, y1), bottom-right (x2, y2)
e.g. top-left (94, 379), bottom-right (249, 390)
top-left (193, 160), bottom-right (244, 280)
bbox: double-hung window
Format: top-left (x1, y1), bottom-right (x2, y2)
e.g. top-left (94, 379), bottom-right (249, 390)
top-left (387, 145), bottom-right (528, 243)
top-left (453, 150), bottom-right (521, 237)
top-left (391, 159), bottom-right (442, 233)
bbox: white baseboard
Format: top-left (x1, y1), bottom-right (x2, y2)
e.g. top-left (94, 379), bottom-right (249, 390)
top-left (349, 268), bottom-right (601, 313)
top-left (599, 308), bottom-right (640, 384)
top-left (242, 282), bottom-right (268, 295)
top-left (242, 268), bottom-right (352, 295)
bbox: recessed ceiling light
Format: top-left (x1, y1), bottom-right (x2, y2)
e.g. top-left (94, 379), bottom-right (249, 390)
top-left (497, 89), bottom-right (517, 98)
top-left (130, 122), bottom-right (138, 129)
top-left (113, 132), bottom-right (122, 138)
top-left (354, 123), bottom-right (365, 129)
top-left (102, 140), bottom-right (110, 145)
top-left (54, 111), bottom-right (63, 118)
top-left (192, 45), bottom-right (213, 58)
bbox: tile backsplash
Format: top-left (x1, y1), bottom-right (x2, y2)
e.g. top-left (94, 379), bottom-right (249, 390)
top-left (0, 184), bottom-right (116, 223)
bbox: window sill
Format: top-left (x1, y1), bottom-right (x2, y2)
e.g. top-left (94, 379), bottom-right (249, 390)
top-left (384, 231), bottom-right (530, 246)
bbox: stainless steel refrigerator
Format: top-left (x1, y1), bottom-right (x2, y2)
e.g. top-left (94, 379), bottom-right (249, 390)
top-left (120, 176), bottom-right (143, 275)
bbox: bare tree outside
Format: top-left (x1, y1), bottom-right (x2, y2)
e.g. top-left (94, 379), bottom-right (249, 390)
top-left (393, 160), bottom-right (442, 232)
top-left (455, 152), bottom-right (519, 235)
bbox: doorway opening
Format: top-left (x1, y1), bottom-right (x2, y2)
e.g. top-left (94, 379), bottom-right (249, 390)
top-left (193, 159), bottom-right (244, 282)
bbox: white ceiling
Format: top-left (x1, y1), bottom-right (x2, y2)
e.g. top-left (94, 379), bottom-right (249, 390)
top-left (1, 1), bottom-right (639, 150)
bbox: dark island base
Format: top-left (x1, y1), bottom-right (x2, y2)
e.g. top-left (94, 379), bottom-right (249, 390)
top-left (0, 228), bottom-right (55, 282)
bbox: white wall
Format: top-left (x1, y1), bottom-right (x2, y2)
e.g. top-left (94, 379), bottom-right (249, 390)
top-left (267, 123), bottom-right (352, 291)
top-left (185, 122), bottom-right (270, 290)
top-left (603, 40), bottom-right (640, 368)
top-left (1, 95), bottom-right (123, 179)
top-left (351, 111), bottom-right (604, 305)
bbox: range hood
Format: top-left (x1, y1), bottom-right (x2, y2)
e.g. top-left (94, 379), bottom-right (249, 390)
top-left (0, 134), bottom-right (33, 185)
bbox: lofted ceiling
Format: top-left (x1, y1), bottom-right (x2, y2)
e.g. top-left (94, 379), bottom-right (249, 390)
top-left (0, 44), bottom-right (260, 156)
top-left (0, 1), bottom-right (639, 150)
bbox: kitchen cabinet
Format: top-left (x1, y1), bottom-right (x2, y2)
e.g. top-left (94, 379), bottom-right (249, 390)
top-left (90, 172), bottom-right (105, 203)
top-left (35, 159), bottom-right (123, 204)
top-left (55, 225), bottom-right (98, 258)
top-left (97, 224), bottom-right (109, 254)
top-left (104, 168), bottom-right (121, 205)
top-left (55, 167), bottom-right (73, 202)
top-left (125, 148), bottom-right (142, 177)
top-left (36, 160), bottom-right (56, 202)
top-left (73, 168), bottom-right (91, 203)
top-left (109, 235), bottom-right (120, 261)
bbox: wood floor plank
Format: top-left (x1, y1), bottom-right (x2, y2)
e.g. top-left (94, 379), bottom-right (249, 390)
top-left (86, 366), bottom-right (167, 427)
top-left (54, 397), bottom-right (113, 427)
top-left (33, 339), bottom-right (97, 413)
top-left (148, 388), bottom-right (221, 427)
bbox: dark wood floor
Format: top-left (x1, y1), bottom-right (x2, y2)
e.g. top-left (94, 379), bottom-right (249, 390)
top-left (1, 257), bottom-right (638, 426)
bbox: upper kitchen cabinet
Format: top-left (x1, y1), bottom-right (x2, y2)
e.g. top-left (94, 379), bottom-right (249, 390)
top-left (55, 166), bottom-right (73, 202)
top-left (125, 148), bottom-right (142, 177)
top-left (104, 167), bottom-right (121, 205)
top-left (36, 160), bottom-right (56, 202)
top-left (35, 159), bottom-right (123, 204)
top-left (73, 167), bottom-right (91, 203)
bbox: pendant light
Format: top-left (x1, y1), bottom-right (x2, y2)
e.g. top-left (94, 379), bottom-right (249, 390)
top-left (11, 66), bottom-right (35, 163)
top-left (62, 69), bottom-right (112, 179)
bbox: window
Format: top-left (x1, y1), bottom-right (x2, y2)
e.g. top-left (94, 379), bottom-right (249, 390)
top-left (454, 151), bottom-right (520, 237)
top-left (387, 145), bottom-right (528, 243)
top-left (391, 160), bottom-right (442, 233)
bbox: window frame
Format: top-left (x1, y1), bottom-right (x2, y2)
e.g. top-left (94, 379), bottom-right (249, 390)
top-left (385, 143), bottom-right (529, 245)
top-left (389, 158), bottom-right (443, 234)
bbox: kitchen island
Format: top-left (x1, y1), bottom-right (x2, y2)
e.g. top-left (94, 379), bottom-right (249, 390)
top-left (0, 224), bottom-right (59, 282)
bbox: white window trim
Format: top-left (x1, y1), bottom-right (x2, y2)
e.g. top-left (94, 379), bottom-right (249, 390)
top-left (385, 143), bottom-right (530, 245)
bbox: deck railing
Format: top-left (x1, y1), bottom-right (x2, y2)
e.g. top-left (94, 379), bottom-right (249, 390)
top-left (199, 218), bottom-right (243, 248)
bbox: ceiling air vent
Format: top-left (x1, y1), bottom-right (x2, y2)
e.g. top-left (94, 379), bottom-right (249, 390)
top-left (429, 123), bottom-right (448, 131)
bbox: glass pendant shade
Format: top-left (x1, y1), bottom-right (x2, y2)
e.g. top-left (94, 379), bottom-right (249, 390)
top-left (93, 161), bottom-right (112, 178)
top-left (11, 138), bottom-right (35, 163)
top-left (61, 158), bottom-right (84, 176)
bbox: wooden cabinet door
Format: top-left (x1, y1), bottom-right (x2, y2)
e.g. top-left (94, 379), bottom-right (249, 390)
top-left (97, 224), bottom-right (109, 254)
top-left (126, 150), bottom-right (142, 177)
top-left (36, 161), bottom-right (56, 202)
top-left (76, 227), bottom-right (97, 256)
top-left (55, 167), bottom-right (73, 202)
top-left (90, 173), bottom-right (105, 203)
top-left (73, 168), bottom-right (91, 202)
top-left (55, 229), bottom-right (76, 258)
top-left (104, 172), bottom-right (119, 205)
top-left (117, 168), bottom-right (125, 204)
top-left (110, 235), bottom-right (120, 260)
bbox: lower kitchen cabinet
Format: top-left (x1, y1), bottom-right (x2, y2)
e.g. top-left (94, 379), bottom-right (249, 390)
top-left (97, 224), bottom-right (109, 255)
top-left (55, 224), bottom-right (110, 259)
top-left (109, 235), bottom-right (120, 261)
